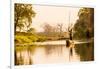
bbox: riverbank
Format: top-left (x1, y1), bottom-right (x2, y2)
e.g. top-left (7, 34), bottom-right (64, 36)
top-left (15, 39), bottom-right (93, 47)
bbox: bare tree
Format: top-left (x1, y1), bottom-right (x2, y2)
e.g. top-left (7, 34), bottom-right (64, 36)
top-left (43, 23), bottom-right (53, 33)
top-left (57, 24), bottom-right (63, 37)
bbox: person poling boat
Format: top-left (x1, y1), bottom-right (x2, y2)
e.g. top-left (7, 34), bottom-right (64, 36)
top-left (66, 11), bottom-right (74, 47)
top-left (66, 28), bottom-right (74, 47)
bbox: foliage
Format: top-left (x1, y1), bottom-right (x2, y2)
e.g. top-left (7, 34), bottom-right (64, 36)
top-left (15, 35), bottom-right (32, 43)
top-left (43, 23), bottom-right (53, 33)
top-left (73, 8), bottom-right (94, 39)
top-left (37, 36), bottom-right (47, 42)
top-left (27, 27), bottom-right (36, 34)
top-left (14, 3), bottom-right (36, 32)
top-left (27, 36), bottom-right (38, 42)
top-left (15, 32), bottom-right (47, 44)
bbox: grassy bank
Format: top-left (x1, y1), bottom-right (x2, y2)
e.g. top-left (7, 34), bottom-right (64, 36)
top-left (15, 32), bottom-right (47, 44)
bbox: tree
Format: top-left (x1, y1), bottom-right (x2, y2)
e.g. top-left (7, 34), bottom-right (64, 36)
top-left (27, 27), bottom-right (35, 34)
top-left (14, 3), bottom-right (36, 32)
top-left (43, 23), bottom-right (53, 33)
top-left (57, 24), bottom-right (63, 37)
top-left (73, 8), bottom-right (94, 39)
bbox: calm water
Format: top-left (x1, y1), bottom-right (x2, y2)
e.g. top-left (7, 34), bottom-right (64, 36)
top-left (15, 41), bottom-right (94, 65)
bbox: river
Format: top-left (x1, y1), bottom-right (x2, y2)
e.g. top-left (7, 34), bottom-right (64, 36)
top-left (15, 40), bottom-right (94, 65)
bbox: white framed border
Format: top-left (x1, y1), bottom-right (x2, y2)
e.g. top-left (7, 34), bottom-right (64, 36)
top-left (10, 0), bottom-right (95, 69)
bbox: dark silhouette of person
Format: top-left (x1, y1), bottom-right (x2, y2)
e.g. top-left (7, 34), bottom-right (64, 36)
top-left (66, 28), bottom-right (73, 47)
top-left (69, 29), bottom-right (72, 40)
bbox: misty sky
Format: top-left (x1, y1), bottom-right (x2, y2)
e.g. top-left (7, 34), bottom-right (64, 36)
top-left (32, 5), bottom-right (80, 32)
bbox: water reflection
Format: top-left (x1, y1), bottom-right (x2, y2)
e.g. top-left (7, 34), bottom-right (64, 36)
top-left (15, 41), bottom-right (94, 65)
top-left (15, 46), bottom-right (34, 65)
top-left (74, 42), bottom-right (94, 61)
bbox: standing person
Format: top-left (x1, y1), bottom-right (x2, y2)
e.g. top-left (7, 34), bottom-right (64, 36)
top-left (66, 28), bottom-right (73, 47)
top-left (69, 29), bottom-right (73, 40)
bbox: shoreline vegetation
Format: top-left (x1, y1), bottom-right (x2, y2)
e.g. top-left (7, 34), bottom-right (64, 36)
top-left (15, 32), bottom-right (47, 44)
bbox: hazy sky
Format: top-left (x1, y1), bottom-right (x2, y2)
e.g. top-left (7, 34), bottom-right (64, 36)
top-left (32, 5), bottom-right (80, 32)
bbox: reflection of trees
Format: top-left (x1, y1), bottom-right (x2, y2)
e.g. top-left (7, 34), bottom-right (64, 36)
top-left (15, 46), bottom-right (36, 65)
top-left (74, 42), bottom-right (94, 61)
top-left (15, 50), bottom-right (24, 65)
top-left (44, 45), bottom-right (63, 56)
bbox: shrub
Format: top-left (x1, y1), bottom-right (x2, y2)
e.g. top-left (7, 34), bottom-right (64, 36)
top-left (27, 36), bottom-right (38, 42)
top-left (37, 36), bottom-right (47, 42)
top-left (15, 35), bottom-right (32, 44)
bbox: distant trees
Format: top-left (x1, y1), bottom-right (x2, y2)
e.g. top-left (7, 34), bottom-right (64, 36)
top-left (43, 23), bottom-right (63, 34)
top-left (73, 8), bottom-right (94, 39)
top-left (14, 3), bottom-right (36, 32)
top-left (43, 23), bottom-right (53, 33)
top-left (42, 23), bottom-right (67, 40)
top-left (57, 24), bottom-right (63, 37)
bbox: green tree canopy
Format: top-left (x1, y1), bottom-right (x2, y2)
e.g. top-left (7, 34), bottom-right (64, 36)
top-left (14, 3), bottom-right (36, 32)
top-left (73, 8), bottom-right (94, 39)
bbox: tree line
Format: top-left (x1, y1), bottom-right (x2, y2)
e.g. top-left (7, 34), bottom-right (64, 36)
top-left (73, 8), bottom-right (94, 39)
